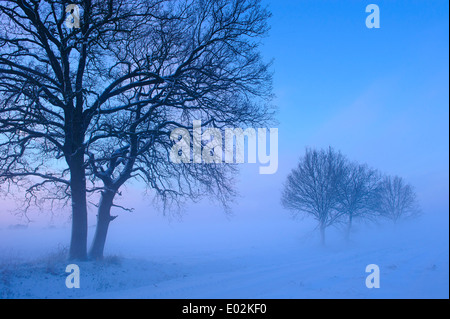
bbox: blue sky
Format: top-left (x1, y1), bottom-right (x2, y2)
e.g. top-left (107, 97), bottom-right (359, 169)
top-left (162, 0), bottom-right (449, 225)
top-left (235, 0), bottom-right (449, 219)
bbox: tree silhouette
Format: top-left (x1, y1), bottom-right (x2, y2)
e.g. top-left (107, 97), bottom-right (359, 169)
top-left (281, 147), bottom-right (346, 245)
top-left (337, 162), bottom-right (380, 240)
top-left (0, 0), bottom-right (273, 259)
top-left (375, 175), bottom-right (420, 224)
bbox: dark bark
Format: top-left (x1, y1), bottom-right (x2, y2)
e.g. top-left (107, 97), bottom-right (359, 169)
top-left (67, 107), bottom-right (88, 260)
top-left (346, 212), bottom-right (353, 241)
top-left (68, 154), bottom-right (88, 260)
top-left (320, 224), bottom-right (326, 246)
top-left (89, 190), bottom-right (116, 259)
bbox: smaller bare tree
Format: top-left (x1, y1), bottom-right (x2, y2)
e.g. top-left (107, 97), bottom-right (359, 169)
top-left (337, 162), bottom-right (380, 240)
top-left (281, 147), bottom-right (346, 245)
top-left (375, 175), bottom-right (420, 224)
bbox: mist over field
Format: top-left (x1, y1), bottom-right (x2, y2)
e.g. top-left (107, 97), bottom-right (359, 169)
top-left (0, 209), bottom-right (448, 298)
top-left (0, 172), bottom-right (448, 299)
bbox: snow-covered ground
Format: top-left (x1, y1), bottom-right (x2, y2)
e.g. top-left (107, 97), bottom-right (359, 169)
top-left (0, 212), bottom-right (448, 299)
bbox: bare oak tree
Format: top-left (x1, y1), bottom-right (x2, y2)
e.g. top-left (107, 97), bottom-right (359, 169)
top-left (86, 0), bottom-right (273, 258)
top-left (281, 147), bottom-right (346, 245)
top-left (0, 0), bottom-right (273, 259)
top-left (375, 175), bottom-right (420, 224)
top-left (337, 162), bottom-right (380, 240)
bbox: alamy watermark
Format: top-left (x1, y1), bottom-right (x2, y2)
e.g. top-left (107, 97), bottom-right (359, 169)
top-left (170, 120), bottom-right (278, 175)
top-left (366, 4), bottom-right (380, 29)
top-left (65, 4), bottom-right (380, 30)
top-left (365, 264), bottom-right (380, 288)
top-left (65, 264), bottom-right (80, 289)
top-left (65, 4), bottom-right (80, 29)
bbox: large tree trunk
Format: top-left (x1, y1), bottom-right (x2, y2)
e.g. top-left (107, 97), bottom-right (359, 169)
top-left (69, 154), bottom-right (88, 260)
top-left (67, 109), bottom-right (88, 260)
top-left (89, 190), bottom-right (116, 259)
top-left (346, 213), bottom-right (353, 241)
top-left (320, 223), bottom-right (326, 246)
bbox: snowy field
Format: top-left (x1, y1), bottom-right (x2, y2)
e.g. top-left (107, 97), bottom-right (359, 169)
top-left (0, 212), bottom-right (448, 299)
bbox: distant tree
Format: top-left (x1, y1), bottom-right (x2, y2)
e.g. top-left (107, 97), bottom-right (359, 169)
top-left (375, 175), bottom-right (420, 224)
top-left (281, 147), bottom-right (347, 245)
top-left (337, 162), bottom-right (380, 240)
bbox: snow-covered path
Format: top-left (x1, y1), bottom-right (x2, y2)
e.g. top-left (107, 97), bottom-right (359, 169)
top-left (0, 216), bottom-right (448, 299)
